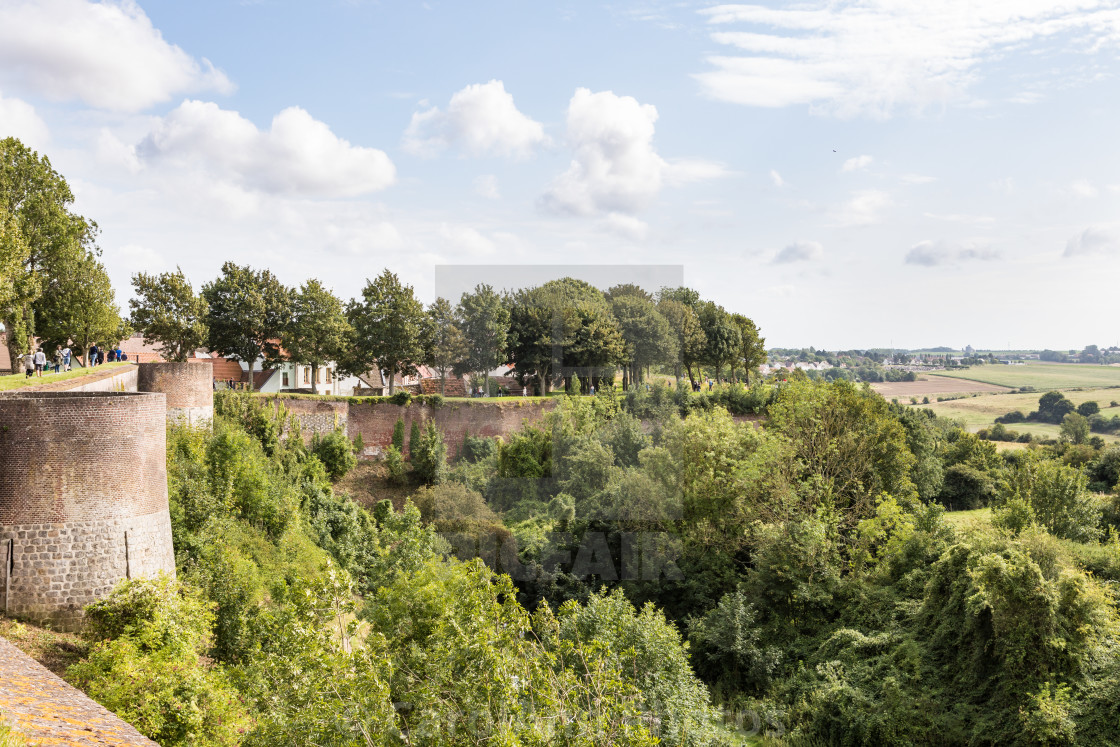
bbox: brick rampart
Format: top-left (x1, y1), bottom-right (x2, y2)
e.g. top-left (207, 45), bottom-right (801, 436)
top-left (137, 361), bottom-right (213, 424)
top-left (282, 398), bottom-right (555, 458)
top-left (0, 392), bottom-right (175, 630)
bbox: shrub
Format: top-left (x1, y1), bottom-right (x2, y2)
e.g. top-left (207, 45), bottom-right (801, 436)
top-left (352, 431), bottom-right (364, 455)
top-left (1078, 401), bottom-right (1101, 417)
top-left (385, 445), bottom-right (406, 485)
top-left (391, 418), bottom-right (405, 451)
top-left (412, 420), bottom-right (448, 485)
top-left (411, 483), bottom-right (497, 527)
top-left (389, 390), bottom-right (412, 406)
top-left (408, 420), bottom-right (422, 458)
top-left (923, 396), bottom-right (930, 404)
top-left (996, 410), bottom-right (1026, 424)
top-left (460, 432), bottom-right (498, 463)
top-left (310, 429), bottom-right (356, 481)
top-left (426, 393), bottom-right (444, 409)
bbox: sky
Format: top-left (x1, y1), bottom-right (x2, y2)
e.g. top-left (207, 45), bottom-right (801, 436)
top-left (1, 0), bottom-right (1119, 351)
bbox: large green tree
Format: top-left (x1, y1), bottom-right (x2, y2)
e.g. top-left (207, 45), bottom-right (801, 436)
top-left (609, 294), bottom-right (676, 388)
top-left (698, 302), bottom-right (740, 383)
top-left (39, 250), bottom-right (126, 366)
top-left (657, 299), bottom-right (706, 387)
top-left (346, 270), bottom-right (427, 395)
top-left (424, 297), bottom-right (466, 395)
top-left (730, 313), bottom-right (766, 384)
top-left (0, 137), bottom-right (96, 372)
top-left (202, 262), bottom-right (292, 390)
top-left (457, 283), bottom-right (510, 395)
top-left (129, 268), bottom-right (209, 362)
top-left (283, 279), bottom-right (351, 394)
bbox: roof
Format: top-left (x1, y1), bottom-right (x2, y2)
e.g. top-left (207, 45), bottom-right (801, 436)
top-left (359, 369), bottom-right (386, 389)
top-left (420, 375), bottom-right (467, 397)
top-left (207, 357), bottom-right (245, 382)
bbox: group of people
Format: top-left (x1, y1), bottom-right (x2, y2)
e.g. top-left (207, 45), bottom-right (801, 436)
top-left (86, 344), bottom-right (127, 366)
top-left (23, 346), bottom-right (72, 377)
top-left (18, 343), bottom-right (128, 378)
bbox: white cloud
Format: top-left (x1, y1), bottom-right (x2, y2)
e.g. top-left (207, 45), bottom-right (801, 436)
top-left (1069, 179), bottom-right (1099, 199)
top-left (833, 189), bottom-right (891, 226)
top-left (403, 80), bottom-right (547, 158)
top-left (599, 212), bottom-right (649, 241)
top-left (900, 174), bottom-right (936, 185)
top-left (695, 1), bottom-right (1120, 118)
top-left (472, 174), bottom-right (501, 200)
top-left (773, 240), bottom-right (823, 263)
top-left (541, 88), bottom-right (724, 217)
top-left (0, 92), bottom-right (49, 150)
top-left (130, 100), bottom-right (395, 198)
top-left (0, 0), bottom-right (233, 112)
top-left (769, 169), bottom-right (786, 187)
top-left (923, 212), bottom-right (995, 225)
top-left (1064, 227), bottom-right (1120, 257)
top-left (437, 223), bottom-right (498, 255)
top-left (842, 154), bottom-right (872, 172)
top-left (905, 239), bottom-right (1001, 266)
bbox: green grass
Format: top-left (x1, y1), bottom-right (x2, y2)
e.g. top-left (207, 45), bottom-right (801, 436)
top-left (0, 362), bottom-right (130, 392)
top-left (928, 362), bottom-right (1120, 390)
top-left (912, 386), bottom-right (1120, 443)
top-left (944, 507), bottom-right (992, 531)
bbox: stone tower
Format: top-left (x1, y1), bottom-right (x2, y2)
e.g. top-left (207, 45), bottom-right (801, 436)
top-left (137, 360), bottom-right (214, 423)
top-left (0, 391), bottom-right (176, 631)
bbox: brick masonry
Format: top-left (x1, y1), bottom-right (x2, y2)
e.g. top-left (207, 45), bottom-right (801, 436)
top-left (0, 392), bottom-right (175, 631)
top-left (282, 398), bottom-right (555, 458)
top-left (137, 361), bottom-right (214, 424)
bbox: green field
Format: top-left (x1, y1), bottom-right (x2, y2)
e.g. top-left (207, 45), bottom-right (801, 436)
top-left (914, 386), bottom-right (1120, 444)
top-left (0, 362), bottom-right (130, 392)
top-left (928, 362), bottom-right (1120, 390)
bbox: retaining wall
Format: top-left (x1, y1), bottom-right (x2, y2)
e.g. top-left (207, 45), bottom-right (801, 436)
top-left (282, 398), bottom-right (555, 457)
top-left (0, 391), bottom-right (175, 631)
top-left (138, 361), bottom-right (213, 424)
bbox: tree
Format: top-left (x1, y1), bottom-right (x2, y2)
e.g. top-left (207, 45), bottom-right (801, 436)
top-left (202, 263), bottom-right (291, 391)
top-left (129, 268), bottom-right (208, 362)
top-left (424, 297), bottom-right (467, 396)
top-left (730, 313), bottom-right (766, 383)
top-left (1036, 391), bottom-right (1075, 424)
top-left (657, 299), bottom-right (705, 386)
top-left (346, 270), bottom-right (427, 395)
top-left (698, 302), bottom-right (740, 382)
top-left (282, 279), bottom-right (351, 394)
top-left (38, 250), bottom-right (126, 366)
top-left (605, 283), bottom-right (653, 303)
top-left (412, 420), bottom-right (448, 485)
top-left (1060, 412), bottom-right (1090, 445)
top-left (657, 286), bottom-right (701, 309)
top-left (609, 294), bottom-right (676, 388)
top-left (1, 137), bottom-right (96, 372)
top-left (0, 209), bottom-right (28, 325)
top-left (457, 283), bottom-right (509, 395)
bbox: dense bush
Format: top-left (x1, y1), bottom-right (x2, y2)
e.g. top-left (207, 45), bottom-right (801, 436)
top-left (309, 428), bottom-right (356, 480)
top-left (411, 420), bottom-right (448, 485)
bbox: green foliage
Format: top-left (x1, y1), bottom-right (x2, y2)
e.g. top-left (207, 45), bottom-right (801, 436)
top-left (69, 575), bottom-right (251, 746)
top-left (346, 269), bottom-right (428, 395)
top-left (408, 418), bottom-right (421, 457)
top-left (998, 457), bottom-right (1102, 542)
top-left (309, 428), bottom-right (356, 481)
top-left (459, 432), bottom-right (498, 463)
top-left (384, 444), bottom-right (406, 486)
top-left (129, 267), bottom-right (208, 361)
top-left (202, 262), bottom-right (291, 388)
top-left (281, 278), bottom-right (351, 393)
top-left (389, 389), bottom-right (412, 406)
top-left (412, 419), bottom-right (448, 485)
top-left (1061, 411), bottom-right (1091, 444)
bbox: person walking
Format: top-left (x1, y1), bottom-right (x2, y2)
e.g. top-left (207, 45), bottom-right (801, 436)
top-left (53, 350), bottom-right (62, 373)
top-left (61, 345), bottom-right (71, 371)
top-left (23, 351), bottom-right (34, 378)
top-left (33, 348), bottom-right (46, 378)
top-left (88, 344), bottom-right (98, 367)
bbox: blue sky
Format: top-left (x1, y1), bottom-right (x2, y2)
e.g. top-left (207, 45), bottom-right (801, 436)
top-left (2, 0), bottom-right (1119, 350)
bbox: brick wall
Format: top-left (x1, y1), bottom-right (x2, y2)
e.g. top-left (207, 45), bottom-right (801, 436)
top-left (283, 398), bottom-right (555, 457)
top-left (138, 361), bottom-right (214, 423)
top-left (0, 392), bottom-right (175, 630)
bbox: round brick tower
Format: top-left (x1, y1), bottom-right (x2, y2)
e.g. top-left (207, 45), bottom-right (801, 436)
top-left (0, 392), bottom-right (176, 631)
top-left (137, 361), bottom-right (214, 424)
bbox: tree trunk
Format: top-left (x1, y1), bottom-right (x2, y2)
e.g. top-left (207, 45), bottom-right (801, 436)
top-left (388, 370), bottom-right (395, 395)
top-left (311, 363), bottom-right (319, 395)
top-left (248, 359), bottom-right (256, 392)
top-left (484, 369), bottom-right (490, 397)
top-left (440, 371), bottom-right (446, 396)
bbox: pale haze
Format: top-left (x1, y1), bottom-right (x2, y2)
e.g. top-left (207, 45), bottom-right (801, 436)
top-left (1, 0), bottom-right (1118, 350)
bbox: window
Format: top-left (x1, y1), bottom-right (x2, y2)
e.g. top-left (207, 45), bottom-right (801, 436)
top-left (317, 368), bottom-right (323, 384)
top-left (326, 368), bottom-right (333, 383)
top-left (303, 367), bottom-right (310, 384)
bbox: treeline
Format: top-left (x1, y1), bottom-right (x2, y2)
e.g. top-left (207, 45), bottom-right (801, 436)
top-left (129, 267), bottom-right (767, 395)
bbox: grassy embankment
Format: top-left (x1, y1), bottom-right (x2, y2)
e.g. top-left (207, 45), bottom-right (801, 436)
top-left (0, 362), bottom-right (131, 393)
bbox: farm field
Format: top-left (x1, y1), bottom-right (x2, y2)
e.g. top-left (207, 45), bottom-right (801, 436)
top-left (928, 362), bottom-right (1120, 390)
top-left (913, 386), bottom-right (1120, 443)
top-left (870, 378), bottom-right (1011, 397)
